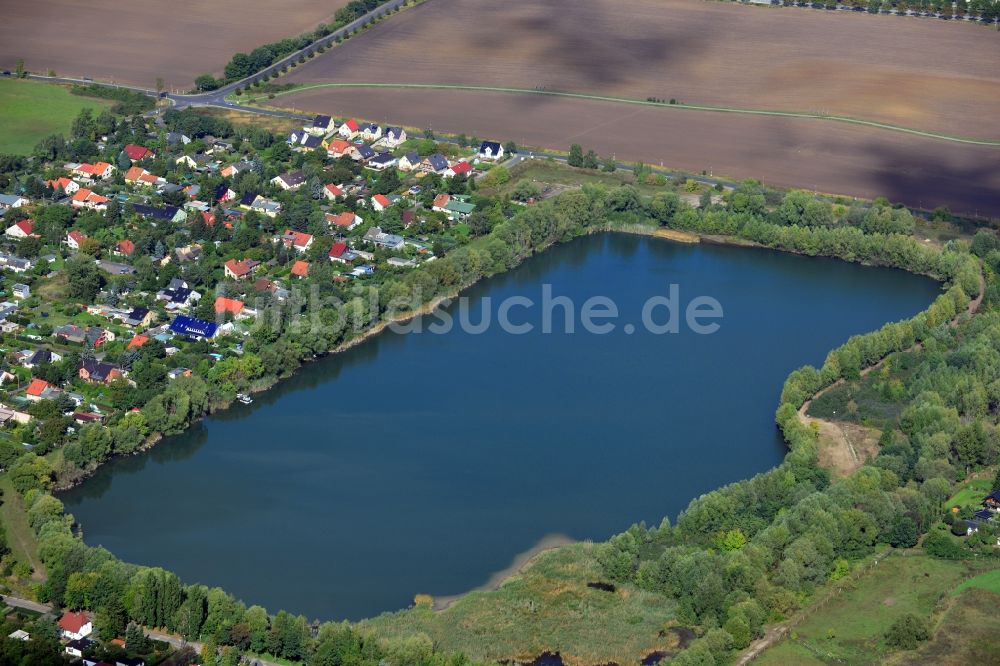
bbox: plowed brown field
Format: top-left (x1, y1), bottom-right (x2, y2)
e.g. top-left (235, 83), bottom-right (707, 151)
top-left (269, 87), bottom-right (1000, 217)
top-left (278, 0), bottom-right (1000, 139)
top-left (0, 0), bottom-right (349, 89)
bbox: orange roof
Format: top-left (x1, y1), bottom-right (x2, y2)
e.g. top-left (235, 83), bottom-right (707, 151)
top-left (373, 194), bottom-right (391, 208)
top-left (58, 610), bottom-right (90, 634)
top-left (71, 188), bottom-right (92, 202)
top-left (224, 258), bottom-right (257, 277)
top-left (214, 296), bottom-right (245, 315)
top-left (327, 139), bottom-right (351, 154)
top-left (47, 177), bottom-right (73, 190)
top-left (127, 334), bottom-right (149, 349)
top-left (282, 229), bottom-right (312, 249)
top-left (324, 183), bottom-right (344, 196)
top-left (433, 193), bottom-right (450, 208)
top-left (290, 260), bottom-right (309, 277)
top-left (331, 212), bottom-right (356, 227)
top-left (26, 378), bottom-right (49, 397)
top-left (124, 166), bottom-right (145, 181)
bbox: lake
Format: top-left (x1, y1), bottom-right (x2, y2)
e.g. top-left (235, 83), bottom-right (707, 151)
top-left (62, 233), bottom-right (941, 621)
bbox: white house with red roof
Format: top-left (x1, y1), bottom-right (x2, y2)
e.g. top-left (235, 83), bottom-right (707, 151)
top-left (224, 258), bottom-right (260, 281)
top-left (327, 211), bottom-right (362, 231)
top-left (5, 219), bottom-right (35, 239)
top-left (338, 118), bottom-right (360, 139)
top-left (65, 230), bottom-right (90, 250)
top-left (371, 194), bottom-right (391, 212)
top-left (329, 241), bottom-right (358, 264)
top-left (323, 183), bottom-right (344, 201)
top-left (275, 229), bottom-right (314, 253)
top-left (46, 177), bottom-right (79, 195)
top-left (71, 188), bottom-right (109, 211)
top-left (446, 161), bottom-right (473, 178)
top-left (71, 162), bottom-right (114, 181)
top-left (57, 610), bottom-right (92, 641)
top-left (123, 143), bottom-right (154, 162)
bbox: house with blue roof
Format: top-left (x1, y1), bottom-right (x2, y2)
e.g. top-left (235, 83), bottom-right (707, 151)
top-left (169, 315), bottom-right (218, 340)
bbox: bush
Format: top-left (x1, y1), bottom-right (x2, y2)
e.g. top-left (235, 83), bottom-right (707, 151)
top-left (884, 613), bottom-right (930, 650)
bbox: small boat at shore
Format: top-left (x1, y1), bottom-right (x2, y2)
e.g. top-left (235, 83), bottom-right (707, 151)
top-left (236, 393), bottom-right (253, 405)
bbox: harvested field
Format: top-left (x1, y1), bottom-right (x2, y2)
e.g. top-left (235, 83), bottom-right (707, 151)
top-left (279, 0), bottom-right (1000, 139)
top-left (0, 0), bottom-right (350, 90)
top-left (267, 87), bottom-right (1000, 217)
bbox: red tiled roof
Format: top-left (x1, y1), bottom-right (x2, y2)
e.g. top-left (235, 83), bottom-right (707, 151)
top-left (15, 219), bottom-right (33, 235)
top-left (324, 183), bottom-right (344, 196)
top-left (329, 242), bottom-right (348, 258)
top-left (224, 258), bottom-right (257, 278)
top-left (331, 212), bottom-right (356, 228)
top-left (67, 230), bottom-right (88, 245)
top-left (372, 194), bottom-right (391, 208)
top-left (214, 296), bottom-right (244, 315)
top-left (450, 161), bottom-right (472, 175)
top-left (127, 335), bottom-right (149, 350)
top-left (433, 193), bottom-right (450, 208)
top-left (58, 610), bottom-right (90, 634)
top-left (290, 260), bottom-right (309, 277)
top-left (343, 119), bottom-right (359, 131)
top-left (201, 211), bottom-right (215, 226)
top-left (124, 144), bottom-right (152, 161)
top-left (282, 229), bottom-right (312, 250)
top-left (26, 378), bottom-right (49, 397)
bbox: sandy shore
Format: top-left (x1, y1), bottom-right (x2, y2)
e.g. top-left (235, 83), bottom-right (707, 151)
top-left (431, 533), bottom-right (577, 611)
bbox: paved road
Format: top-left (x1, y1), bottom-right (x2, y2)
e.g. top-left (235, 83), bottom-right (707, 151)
top-left (1, 594), bottom-right (52, 615)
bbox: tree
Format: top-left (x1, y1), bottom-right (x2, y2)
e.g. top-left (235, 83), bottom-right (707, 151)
top-left (15, 59), bottom-right (25, 78)
top-left (65, 256), bottom-right (104, 302)
top-left (885, 613), bottom-right (929, 649)
top-left (504, 141), bottom-right (518, 155)
top-left (602, 156), bottom-right (616, 172)
top-left (124, 622), bottom-right (148, 653)
top-left (567, 144), bottom-right (584, 168)
top-left (889, 516), bottom-right (919, 548)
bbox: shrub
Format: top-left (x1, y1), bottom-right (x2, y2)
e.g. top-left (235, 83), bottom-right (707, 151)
top-left (884, 613), bottom-right (929, 650)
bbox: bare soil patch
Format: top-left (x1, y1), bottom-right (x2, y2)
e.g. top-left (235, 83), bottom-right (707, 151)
top-left (0, 0), bottom-right (350, 89)
top-left (280, 0), bottom-right (1000, 138)
top-left (268, 87), bottom-right (1000, 217)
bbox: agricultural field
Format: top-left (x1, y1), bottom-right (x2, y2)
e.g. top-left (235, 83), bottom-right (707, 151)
top-left (0, 0), bottom-right (350, 89)
top-left (0, 79), bottom-right (112, 154)
top-left (276, 0), bottom-right (1000, 138)
top-left (266, 86), bottom-right (1000, 217)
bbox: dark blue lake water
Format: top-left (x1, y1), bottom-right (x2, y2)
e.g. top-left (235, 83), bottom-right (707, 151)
top-left (62, 233), bottom-right (940, 621)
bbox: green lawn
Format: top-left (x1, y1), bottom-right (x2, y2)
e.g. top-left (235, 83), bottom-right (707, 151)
top-left (0, 78), bottom-right (112, 154)
top-left (0, 475), bottom-right (42, 581)
top-left (946, 477), bottom-right (993, 511)
top-left (954, 568), bottom-right (1000, 596)
top-left (756, 554), bottom-right (983, 666)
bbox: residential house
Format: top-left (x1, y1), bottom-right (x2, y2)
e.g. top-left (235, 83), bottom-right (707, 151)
top-left (371, 194), bottom-right (391, 212)
top-left (224, 258), bottom-right (260, 281)
top-left (132, 203), bottom-right (186, 223)
top-left (444, 194), bottom-right (476, 220)
top-left (54, 324), bottom-right (87, 344)
top-left (325, 139), bottom-right (355, 159)
top-left (387, 256), bottom-right (417, 268)
top-left (46, 177), bottom-right (79, 195)
top-left (984, 490), bottom-right (1000, 511)
top-left (446, 161), bottom-right (473, 178)
top-left (115, 239), bottom-right (135, 257)
top-left (290, 260), bottom-right (310, 278)
top-left (275, 229), bottom-right (314, 253)
top-left (175, 244), bottom-right (202, 262)
top-left (327, 211), bottom-right (362, 231)
top-left (0, 253), bottom-right (34, 273)
top-left (360, 123), bottom-right (382, 142)
top-left (124, 144), bottom-right (155, 161)
top-left (363, 226), bottom-right (404, 250)
top-left (85, 327), bottom-right (113, 348)
top-left (220, 160), bottom-right (253, 178)
top-left (11, 283), bottom-right (30, 299)
top-left (328, 242), bottom-right (358, 264)
top-left (478, 140), bottom-right (505, 161)
top-left (156, 284), bottom-right (201, 309)
top-left (0, 194), bottom-right (28, 210)
top-left (398, 152), bottom-right (421, 172)
top-left (168, 367), bottom-right (192, 380)
top-left (214, 182), bottom-right (237, 203)
top-left (354, 145), bottom-right (376, 162)
top-left (58, 611), bottom-right (93, 641)
top-left (249, 195), bottom-right (281, 218)
top-left (432, 193), bottom-right (452, 213)
top-left (70, 189), bottom-right (108, 211)
top-left (71, 162), bottom-right (114, 181)
top-left (124, 166), bottom-right (160, 187)
top-left (170, 315), bottom-right (218, 340)
top-left (214, 296), bottom-right (245, 318)
top-left (65, 638), bottom-right (94, 658)
top-left (338, 118), bottom-right (360, 139)
top-left (165, 131), bottom-right (191, 146)
top-left (420, 153), bottom-right (450, 175)
top-left (175, 153), bottom-right (215, 171)
top-left (127, 334), bottom-right (149, 350)
top-left (367, 152), bottom-right (397, 171)
top-left (24, 349), bottom-right (61, 368)
top-left (307, 114), bottom-right (334, 135)
top-left (7, 630), bottom-right (28, 641)
top-left (123, 307), bottom-right (154, 327)
top-left (79, 359), bottom-right (122, 384)
top-left (323, 183), bottom-right (344, 201)
top-left (383, 126), bottom-right (407, 148)
top-left (5, 219), bottom-right (35, 239)
top-left (26, 378), bottom-right (57, 402)
top-left (65, 230), bottom-right (90, 251)
top-left (271, 170), bottom-right (306, 191)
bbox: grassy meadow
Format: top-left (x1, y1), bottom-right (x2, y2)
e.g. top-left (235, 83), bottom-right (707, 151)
top-left (0, 78), bottom-right (111, 154)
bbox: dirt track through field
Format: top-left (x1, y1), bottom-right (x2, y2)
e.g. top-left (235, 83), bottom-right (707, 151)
top-left (268, 86), bottom-right (1000, 217)
top-left (0, 0), bottom-right (350, 89)
top-left (280, 0), bottom-right (1000, 139)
